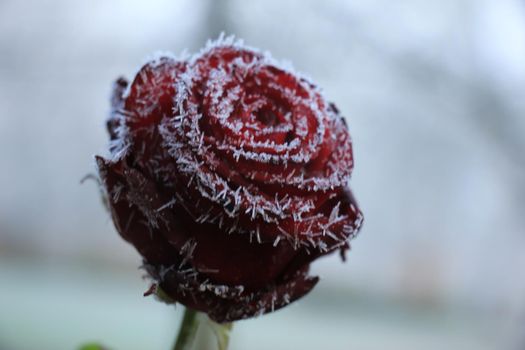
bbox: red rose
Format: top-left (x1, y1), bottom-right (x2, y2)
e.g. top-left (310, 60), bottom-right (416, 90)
top-left (96, 37), bottom-right (363, 322)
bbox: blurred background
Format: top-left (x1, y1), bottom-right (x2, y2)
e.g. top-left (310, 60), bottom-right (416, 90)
top-left (1, 0), bottom-right (524, 349)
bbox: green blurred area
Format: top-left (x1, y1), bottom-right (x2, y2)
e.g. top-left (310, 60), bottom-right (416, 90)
top-left (0, 255), bottom-right (511, 350)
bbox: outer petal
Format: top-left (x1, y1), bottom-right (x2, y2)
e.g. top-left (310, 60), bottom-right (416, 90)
top-left (97, 155), bottom-right (314, 290)
top-left (147, 263), bottom-right (319, 323)
top-left (97, 154), bottom-right (320, 322)
top-left (96, 156), bottom-right (179, 265)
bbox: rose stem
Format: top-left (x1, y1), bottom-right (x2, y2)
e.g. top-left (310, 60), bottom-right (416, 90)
top-left (172, 307), bottom-right (234, 350)
top-left (172, 307), bottom-right (199, 350)
top-left (209, 319), bottom-right (233, 350)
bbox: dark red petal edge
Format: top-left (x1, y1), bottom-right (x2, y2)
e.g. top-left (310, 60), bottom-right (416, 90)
top-left (146, 263), bottom-right (319, 323)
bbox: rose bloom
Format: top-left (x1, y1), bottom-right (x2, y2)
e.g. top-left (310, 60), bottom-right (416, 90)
top-left (96, 36), bottom-right (363, 323)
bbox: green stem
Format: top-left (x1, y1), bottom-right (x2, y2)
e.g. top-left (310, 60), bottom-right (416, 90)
top-left (173, 308), bottom-right (199, 350)
top-left (172, 307), bottom-right (234, 350)
top-left (210, 320), bottom-right (233, 350)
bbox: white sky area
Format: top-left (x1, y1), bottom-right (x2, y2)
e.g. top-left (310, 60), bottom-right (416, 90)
top-left (473, 0), bottom-right (525, 85)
